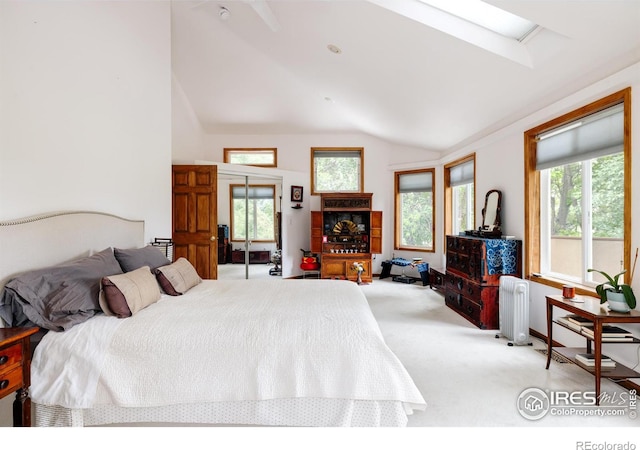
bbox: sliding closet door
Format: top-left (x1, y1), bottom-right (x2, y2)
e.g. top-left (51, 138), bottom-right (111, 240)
top-left (172, 165), bottom-right (218, 279)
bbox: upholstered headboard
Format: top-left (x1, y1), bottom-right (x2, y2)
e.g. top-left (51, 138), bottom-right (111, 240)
top-left (0, 211), bottom-right (145, 292)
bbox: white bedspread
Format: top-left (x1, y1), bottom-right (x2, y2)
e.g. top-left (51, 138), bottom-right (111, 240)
top-left (31, 279), bottom-right (426, 420)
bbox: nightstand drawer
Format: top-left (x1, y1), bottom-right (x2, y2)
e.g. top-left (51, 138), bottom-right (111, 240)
top-left (0, 366), bottom-right (23, 396)
top-left (0, 342), bottom-right (23, 372)
top-left (0, 327), bottom-right (39, 426)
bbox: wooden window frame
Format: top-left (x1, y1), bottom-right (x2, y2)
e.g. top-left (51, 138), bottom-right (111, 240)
top-left (524, 88), bottom-right (632, 293)
top-left (394, 168), bottom-right (436, 252)
top-left (444, 153), bottom-right (476, 243)
top-left (310, 147), bottom-right (364, 195)
top-left (223, 148), bottom-right (277, 168)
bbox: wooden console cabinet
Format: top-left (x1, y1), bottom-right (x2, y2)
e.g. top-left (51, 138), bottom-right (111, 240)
top-left (429, 267), bottom-right (445, 291)
top-left (445, 235), bottom-right (522, 329)
top-left (231, 250), bottom-right (270, 264)
top-left (311, 193), bottom-right (381, 282)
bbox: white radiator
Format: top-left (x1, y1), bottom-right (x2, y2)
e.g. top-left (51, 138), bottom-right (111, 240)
top-left (498, 276), bottom-right (530, 346)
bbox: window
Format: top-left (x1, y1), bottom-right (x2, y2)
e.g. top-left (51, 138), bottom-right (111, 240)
top-left (444, 155), bottom-right (475, 237)
top-left (524, 88), bottom-right (631, 291)
top-left (394, 168), bottom-right (435, 251)
top-left (224, 148), bottom-right (277, 167)
top-left (311, 147), bottom-right (363, 194)
top-left (230, 184), bottom-right (276, 242)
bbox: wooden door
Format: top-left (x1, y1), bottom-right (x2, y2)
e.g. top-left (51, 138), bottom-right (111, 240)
top-left (370, 211), bottom-right (382, 254)
top-left (310, 211), bottom-right (323, 254)
top-left (172, 165), bottom-right (218, 279)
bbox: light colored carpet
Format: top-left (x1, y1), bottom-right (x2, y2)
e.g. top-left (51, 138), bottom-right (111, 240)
top-left (360, 278), bottom-right (637, 428)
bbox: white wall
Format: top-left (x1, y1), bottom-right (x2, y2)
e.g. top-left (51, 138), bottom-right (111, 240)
top-left (171, 75), bottom-right (206, 161)
top-left (0, 0), bottom-right (173, 243)
top-left (0, 0), bottom-right (173, 427)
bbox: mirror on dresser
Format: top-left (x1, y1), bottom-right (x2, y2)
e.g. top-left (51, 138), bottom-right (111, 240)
top-left (479, 189), bottom-right (502, 237)
top-left (464, 189), bottom-right (502, 237)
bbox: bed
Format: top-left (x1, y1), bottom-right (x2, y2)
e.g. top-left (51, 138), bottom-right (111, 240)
top-left (0, 211), bottom-right (426, 427)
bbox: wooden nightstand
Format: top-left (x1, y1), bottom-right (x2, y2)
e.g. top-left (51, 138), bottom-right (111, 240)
top-left (0, 327), bottom-right (39, 427)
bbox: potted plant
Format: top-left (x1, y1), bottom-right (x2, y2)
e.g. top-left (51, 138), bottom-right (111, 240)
top-left (587, 268), bottom-right (636, 312)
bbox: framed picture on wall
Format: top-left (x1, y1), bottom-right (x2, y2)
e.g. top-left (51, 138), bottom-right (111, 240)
top-left (291, 185), bottom-right (303, 202)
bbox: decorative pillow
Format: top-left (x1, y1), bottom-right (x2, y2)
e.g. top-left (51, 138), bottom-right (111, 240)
top-left (0, 248), bottom-right (123, 331)
top-left (155, 271), bottom-right (181, 296)
top-left (99, 266), bottom-right (161, 317)
top-left (114, 245), bottom-right (171, 273)
top-left (154, 258), bottom-right (202, 295)
top-left (100, 278), bottom-right (132, 318)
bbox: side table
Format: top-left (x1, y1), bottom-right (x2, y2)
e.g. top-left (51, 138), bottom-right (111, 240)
top-left (0, 327), bottom-right (39, 427)
top-left (545, 295), bottom-right (640, 405)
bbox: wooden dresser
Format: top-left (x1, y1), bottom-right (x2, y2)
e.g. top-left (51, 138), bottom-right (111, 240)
top-left (445, 235), bottom-right (522, 329)
top-left (0, 327), bottom-right (39, 427)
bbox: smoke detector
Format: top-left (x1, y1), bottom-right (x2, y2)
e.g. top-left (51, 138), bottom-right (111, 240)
top-left (219, 7), bottom-right (230, 21)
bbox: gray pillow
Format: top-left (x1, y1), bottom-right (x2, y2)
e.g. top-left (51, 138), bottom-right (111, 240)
top-left (0, 248), bottom-right (123, 331)
top-left (114, 245), bottom-right (171, 273)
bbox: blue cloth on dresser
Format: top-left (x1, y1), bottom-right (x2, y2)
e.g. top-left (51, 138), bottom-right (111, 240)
top-left (485, 239), bottom-right (519, 275)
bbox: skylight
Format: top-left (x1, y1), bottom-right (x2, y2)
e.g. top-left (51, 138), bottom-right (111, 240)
top-left (416, 0), bottom-right (538, 41)
top-left (367, 0), bottom-right (539, 66)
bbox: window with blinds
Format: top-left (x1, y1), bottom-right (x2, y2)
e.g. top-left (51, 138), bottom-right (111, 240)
top-left (230, 184), bottom-right (276, 242)
top-left (445, 156), bottom-right (475, 236)
top-left (524, 88), bottom-right (631, 289)
top-left (311, 147), bottom-right (363, 194)
top-left (394, 168), bottom-right (435, 251)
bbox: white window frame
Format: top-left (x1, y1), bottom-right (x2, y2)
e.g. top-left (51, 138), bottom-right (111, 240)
top-left (539, 161), bottom-right (601, 286)
top-left (451, 182), bottom-right (475, 236)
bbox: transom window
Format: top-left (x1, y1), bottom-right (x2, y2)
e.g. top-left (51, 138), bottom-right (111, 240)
top-left (224, 148), bottom-right (277, 167)
top-left (230, 184), bottom-right (276, 242)
top-left (311, 147), bottom-right (363, 195)
top-left (394, 168), bottom-right (435, 252)
top-left (524, 88), bottom-right (631, 291)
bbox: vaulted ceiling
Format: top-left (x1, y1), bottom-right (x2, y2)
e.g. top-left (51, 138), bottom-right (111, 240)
top-left (171, 0), bottom-right (640, 154)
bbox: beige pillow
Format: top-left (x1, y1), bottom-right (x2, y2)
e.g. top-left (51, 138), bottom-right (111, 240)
top-left (155, 258), bottom-right (202, 294)
top-left (100, 266), bottom-right (161, 317)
